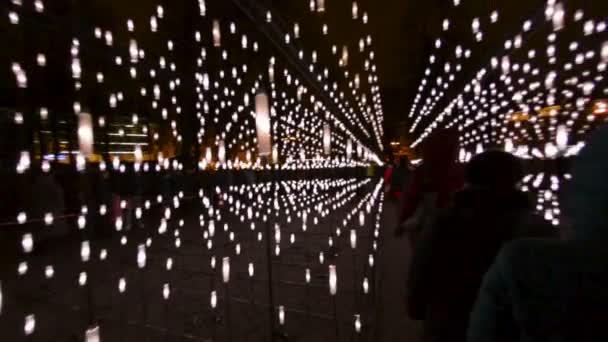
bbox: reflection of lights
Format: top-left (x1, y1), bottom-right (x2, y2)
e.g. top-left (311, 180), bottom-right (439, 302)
top-left (592, 100), bottom-right (608, 115)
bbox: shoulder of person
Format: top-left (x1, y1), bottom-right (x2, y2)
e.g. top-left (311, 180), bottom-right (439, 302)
top-left (494, 238), bottom-right (565, 281)
top-left (519, 213), bottom-right (559, 238)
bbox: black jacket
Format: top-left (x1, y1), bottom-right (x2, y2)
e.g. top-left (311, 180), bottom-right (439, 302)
top-left (406, 186), bottom-right (556, 342)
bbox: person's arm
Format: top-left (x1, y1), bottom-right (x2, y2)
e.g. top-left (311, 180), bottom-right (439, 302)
top-left (468, 245), bottom-right (519, 342)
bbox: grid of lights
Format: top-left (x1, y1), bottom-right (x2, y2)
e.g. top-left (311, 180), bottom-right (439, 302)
top-left (3, 0), bottom-right (384, 172)
top-left (0, 0), bottom-right (387, 340)
top-left (409, 1), bottom-right (607, 155)
top-left (405, 0), bottom-right (607, 224)
top-left (1, 176), bottom-right (385, 340)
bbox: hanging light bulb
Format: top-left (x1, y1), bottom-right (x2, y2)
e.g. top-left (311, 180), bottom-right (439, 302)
top-left (329, 265), bottom-right (337, 295)
top-left (316, 0), bottom-right (325, 12)
top-left (137, 244), bottom-right (146, 268)
top-left (212, 20), bottom-right (221, 47)
top-left (545, 143), bottom-right (559, 158)
top-left (85, 326), bottom-right (100, 342)
top-left (81, 241), bottom-right (90, 262)
top-left (362, 277), bottom-right (369, 294)
top-left (210, 291), bottom-right (217, 309)
top-left (278, 305), bottom-right (285, 325)
top-left (222, 257), bottom-right (230, 283)
top-left (77, 113), bottom-right (94, 158)
top-left (163, 284), bottom-right (171, 300)
top-left (323, 124), bottom-right (331, 155)
top-left (505, 138), bottom-right (514, 153)
top-left (355, 314), bottom-right (362, 333)
top-left (556, 125), bottom-right (569, 150)
top-left (24, 314), bottom-right (35, 336)
top-left (248, 263), bottom-right (254, 277)
top-left (255, 93), bottom-right (272, 157)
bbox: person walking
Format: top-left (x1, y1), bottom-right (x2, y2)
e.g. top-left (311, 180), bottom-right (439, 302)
top-left (389, 156), bottom-right (412, 201)
top-left (395, 129), bottom-right (464, 246)
top-left (407, 150), bottom-right (556, 342)
top-left (468, 125), bottom-right (608, 342)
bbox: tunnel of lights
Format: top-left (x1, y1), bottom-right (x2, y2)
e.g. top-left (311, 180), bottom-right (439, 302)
top-left (0, 0), bottom-right (606, 341)
top-left (0, 0), bottom-right (384, 341)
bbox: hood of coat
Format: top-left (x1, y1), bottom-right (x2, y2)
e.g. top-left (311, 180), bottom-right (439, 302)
top-left (562, 124), bottom-right (608, 240)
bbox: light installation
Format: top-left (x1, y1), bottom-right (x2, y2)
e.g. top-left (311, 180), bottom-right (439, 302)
top-left (0, 0), bottom-right (385, 341)
top-left (406, 1), bottom-right (608, 226)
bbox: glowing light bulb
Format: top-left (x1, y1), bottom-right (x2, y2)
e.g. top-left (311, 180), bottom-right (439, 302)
top-left (137, 245), bottom-right (146, 268)
top-left (210, 291), bottom-right (217, 308)
top-left (24, 314), bottom-right (35, 336)
top-left (329, 265), bottom-right (337, 295)
top-left (222, 257), bottom-right (230, 283)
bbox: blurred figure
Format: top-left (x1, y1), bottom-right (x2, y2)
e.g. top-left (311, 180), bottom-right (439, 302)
top-left (407, 150), bottom-right (556, 342)
top-left (395, 129), bottom-right (464, 245)
top-left (468, 125), bottom-right (608, 342)
top-left (389, 156), bottom-right (412, 200)
top-left (383, 159), bottom-right (395, 194)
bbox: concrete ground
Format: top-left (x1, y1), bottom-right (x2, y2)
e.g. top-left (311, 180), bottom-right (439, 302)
top-left (375, 199), bottom-right (423, 342)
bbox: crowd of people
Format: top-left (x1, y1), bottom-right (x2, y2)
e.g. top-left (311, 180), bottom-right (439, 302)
top-left (386, 125), bottom-right (608, 341)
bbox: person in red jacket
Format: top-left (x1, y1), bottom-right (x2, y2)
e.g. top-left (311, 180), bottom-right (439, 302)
top-left (395, 129), bottom-right (464, 246)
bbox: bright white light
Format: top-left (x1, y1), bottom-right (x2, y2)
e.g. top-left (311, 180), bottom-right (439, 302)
top-left (137, 245), bottom-right (146, 268)
top-left (85, 326), bottom-right (100, 342)
top-left (24, 314), bottom-right (35, 335)
top-left (222, 257), bottom-right (230, 283)
top-left (255, 93), bottom-right (272, 156)
top-left (329, 265), bottom-right (337, 295)
top-left (163, 284), bottom-right (170, 300)
top-left (278, 305), bottom-right (285, 325)
top-left (556, 125), bottom-right (569, 150)
top-left (22, 233), bottom-right (33, 253)
top-left (545, 143), bottom-right (559, 158)
top-left (81, 241), bottom-right (90, 262)
top-left (210, 291), bottom-right (217, 308)
top-left (77, 113), bottom-right (94, 157)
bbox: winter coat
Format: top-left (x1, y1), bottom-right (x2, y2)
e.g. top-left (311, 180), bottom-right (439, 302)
top-left (407, 186), bottom-right (556, 342)
top-left (468, 124), bottom-right (608, 342)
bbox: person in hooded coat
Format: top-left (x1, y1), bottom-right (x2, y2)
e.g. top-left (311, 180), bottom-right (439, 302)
top-left (468, 124), bottom-right (608, 342)
top-left (406, 150), bottom-right (556, 342)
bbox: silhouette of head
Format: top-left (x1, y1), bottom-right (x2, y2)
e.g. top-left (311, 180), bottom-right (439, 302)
top-left (465, 150), bottom-right (524, 188)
